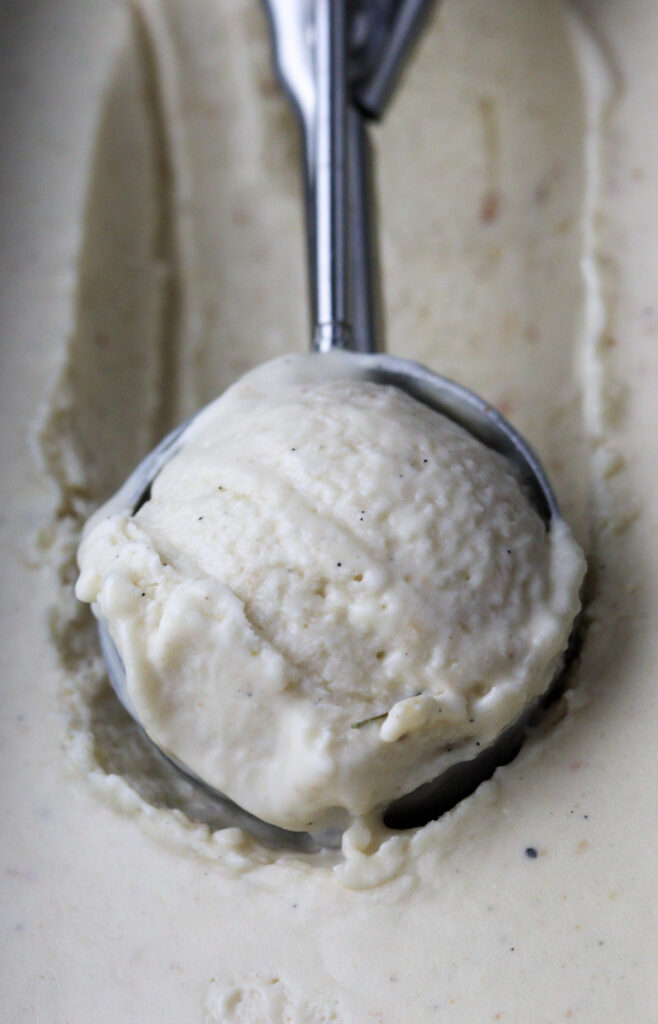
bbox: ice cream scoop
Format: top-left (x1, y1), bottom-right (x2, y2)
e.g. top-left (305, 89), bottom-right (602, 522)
top-left (78, 355), bottom-right (585, 837)
top-left (77, 0), bottom-right (584, 846)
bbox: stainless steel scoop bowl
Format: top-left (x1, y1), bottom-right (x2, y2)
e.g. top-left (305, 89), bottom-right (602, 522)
top-left (90, 0), bottom-right (570, 849)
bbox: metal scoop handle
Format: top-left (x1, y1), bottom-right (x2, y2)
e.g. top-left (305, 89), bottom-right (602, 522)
top-left (311, 0), bottom-right (350, 352)
top-left (265, 0), bottom-right (438, 355)
top-left (310, 0), bottom-right (437, 353)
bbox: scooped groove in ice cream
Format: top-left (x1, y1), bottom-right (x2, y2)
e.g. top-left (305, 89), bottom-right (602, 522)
top-left (76, 353), bottom-right (585, 832)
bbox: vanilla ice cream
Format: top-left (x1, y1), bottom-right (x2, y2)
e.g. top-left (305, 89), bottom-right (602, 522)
top-left (76, 353), bottom-right (584, 831)
top-left (4, 0), bottom-right (658, 1020)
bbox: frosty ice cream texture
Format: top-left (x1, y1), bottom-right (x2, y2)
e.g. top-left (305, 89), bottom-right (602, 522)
top-left (76, 353), bottom-right (585, 832)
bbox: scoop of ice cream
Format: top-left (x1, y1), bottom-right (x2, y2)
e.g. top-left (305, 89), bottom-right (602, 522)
top-left (76, 353), bottom-right (585, 832)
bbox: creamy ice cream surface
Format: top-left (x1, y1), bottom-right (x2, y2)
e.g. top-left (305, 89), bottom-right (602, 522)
top-left (76, 353), bottom-right (584, 830)
top-left (4, 0), bottom-right (658, 1020)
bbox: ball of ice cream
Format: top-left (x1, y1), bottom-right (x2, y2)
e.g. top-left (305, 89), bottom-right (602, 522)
top-left (76, 354), bottom-right (585, 832)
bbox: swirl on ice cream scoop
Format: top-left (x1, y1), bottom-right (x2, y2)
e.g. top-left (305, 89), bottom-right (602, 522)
top-left (76, 355), bottom-right (585, 832)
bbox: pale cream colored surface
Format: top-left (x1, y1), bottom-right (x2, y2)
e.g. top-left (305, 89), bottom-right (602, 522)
top-left (1, 0), bottom-right (657, 1021)
top-left (77, 358), bottom-right (585, 831)
top-left (76, 356), bottom-right (584, 831)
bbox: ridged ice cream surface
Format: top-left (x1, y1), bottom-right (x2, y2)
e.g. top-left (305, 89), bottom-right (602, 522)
top-left (76, 354), bottom-right (585, 831)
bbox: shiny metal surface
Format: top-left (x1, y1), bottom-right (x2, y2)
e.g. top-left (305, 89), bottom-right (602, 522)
top-left (263, 0), bottom-right (439, 353)
top-left (313, 0), bottom-right (350, 351)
